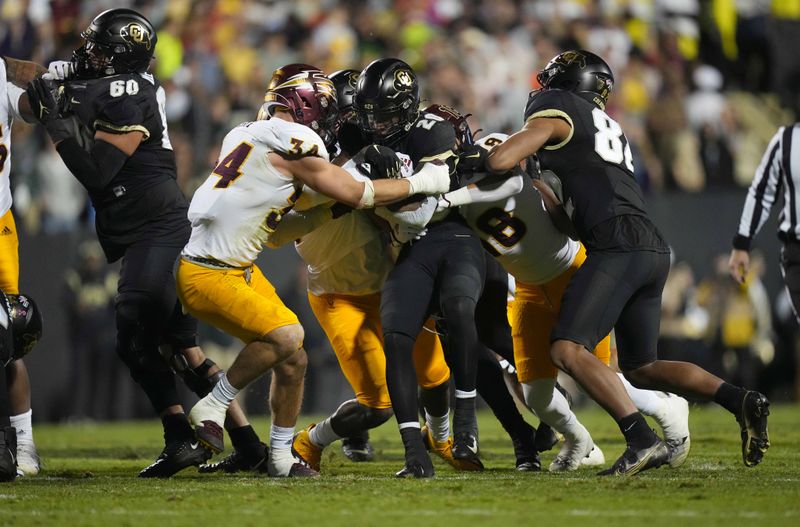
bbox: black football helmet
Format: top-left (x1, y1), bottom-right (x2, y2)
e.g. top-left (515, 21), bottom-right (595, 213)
top-left (73, 8), bottom-right (157, 79)
top-left (329, 69), bottom-right (360, 125)
top-left (0, 292), bottom-right (42, 365)
top-left (354, 58), bottom-right (420, 147)
top-left (536, 50), bottom-right (614, 108)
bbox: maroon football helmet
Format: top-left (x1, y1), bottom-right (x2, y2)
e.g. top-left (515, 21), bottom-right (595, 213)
top-left (259, 63), bottom-right (339, 149)
top-left (423, 103), bottom-right (475, 148)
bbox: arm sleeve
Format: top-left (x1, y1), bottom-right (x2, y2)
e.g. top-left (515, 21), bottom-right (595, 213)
top-left (733, 127), bottom-right (785, 251)
top-left (442, 173), bottom-right (524, 208)
top-left (55, 137), bottom-right (129, 192)
top-left (265, 205), bottom-right (333, 248)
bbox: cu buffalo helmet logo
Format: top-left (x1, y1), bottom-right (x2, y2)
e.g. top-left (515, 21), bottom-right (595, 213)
top-left (346, 71), bottom-right (359, 88)
top-left (555, 51), bottom-right (587, 69)
top-left (393, 69), bottom-right (414, 91)
top-left (120, 23), bottom-right (152, 50)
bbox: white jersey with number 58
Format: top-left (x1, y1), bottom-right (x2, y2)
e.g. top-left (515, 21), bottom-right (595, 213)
top-left (460, 133), bottom-right (580, 285)
top-left (183, 118), bottom-right (329, 267)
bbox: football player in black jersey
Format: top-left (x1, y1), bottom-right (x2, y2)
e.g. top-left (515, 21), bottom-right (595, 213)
top-left (355, 59), bottom-right (487, 477)
top-left (475, 50), bottom-right (770, 474)
top-left (0, 291), bottom-right (42, 482)
top-left (26, 8), bottom-right (268, 477)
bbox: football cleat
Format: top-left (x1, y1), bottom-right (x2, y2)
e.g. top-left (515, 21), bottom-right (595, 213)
top-left (395, 454), bottom-right (435, 479)
top-left (653, 393), bottom-right (691, 468)
top-left (452, 431), bottom-right (484, 471)
top-left (341, 433), bottom-right (375, 463)
top-left (138, 438), bottom-right (211, 478)
top-left (0, 426), bottom-right (17, 482)
top-left (548, 426), bottom-right (593, 472)
top-left (738, 391), bottom-right (770, 467)
top-left (287, 462), bottom-right (320, 478)
top-left (198, 442), bottom-right (269, 474)
top-left (291, 425), bottom-right (323, 472)
top-left (188, 395), bottom-right (227, 454)
top-left (268, 449), bottom-right (320, 478)
top-left (15, 441), bottom-right (40, 476)
top-left (534, 422), bottom-right (560, 453)
top-left (580, 444), bottom-right (606, 467)
top-left (421, 426), bottom-right (483, 471)
top-left (597, 439), bottom-right (670, 476)
top-left (511, 427), bottom-right (541, 471)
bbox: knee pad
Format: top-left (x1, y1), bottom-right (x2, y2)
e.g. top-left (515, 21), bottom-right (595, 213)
top-left (115, 292), bottom-right (169, 375)
top-left (439, 296), bottom-right (477, 332)
top-left (163, 302), bottom-right (199, 350)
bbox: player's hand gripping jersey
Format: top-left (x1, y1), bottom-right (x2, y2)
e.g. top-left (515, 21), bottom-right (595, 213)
top-left (524, 89), bottom-right (667, 252)
top-left (62, 72), bottom-right (189, 259)
top-left (184, 118), bottom-right (328, 268)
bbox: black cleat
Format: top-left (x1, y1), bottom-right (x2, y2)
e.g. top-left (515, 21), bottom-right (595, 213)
top-left (341, 434), bottom-right (375, 463)
top-left (512, 427), bottom-right (541, 472)
top-left (0, 426), bottom-right (17, 483)
top-left (452, 431), bottom-right (484, 471)
top-left (138, 438), bottom-right (211, 478)
top-left (738, 391), bottom-right (770, 467)
top-left (198, 442), bottom-right (269, 474)
top-left (534, 422), bottom-right (559, 453)
top-left (598, 439), bottom-right (670, 477)
top-left (395, 456), bottom-right (435, 479)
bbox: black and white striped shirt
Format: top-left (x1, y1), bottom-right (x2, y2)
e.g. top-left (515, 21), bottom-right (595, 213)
top-left (734, 123), bottom-right (800, 251)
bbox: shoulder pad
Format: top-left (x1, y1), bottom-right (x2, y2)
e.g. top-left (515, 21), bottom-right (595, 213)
top-left (251, 119), bottom-right (330, 161)
top-left (524, 89), bottom-right (575, 123)
top-left (405, 116), bottom-right (456, 163)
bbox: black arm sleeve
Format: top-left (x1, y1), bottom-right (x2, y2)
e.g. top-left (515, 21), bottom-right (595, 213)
top-left (55, 138), bottom-right (129, 192)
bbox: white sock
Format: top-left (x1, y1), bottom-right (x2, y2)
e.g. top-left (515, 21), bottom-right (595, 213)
top-left (454, 389), bottom-right (477, 399)
top-left (522, 379), bottom-right (587, 442)
top-left (617, 373), bottom-right (667, 417)
top-left (10, 409), bottom-right (33, 445)
top-left (270, 424), bottom-right (295, 452)
top-left (210, 373), bottom-right (239, 406)
top-left (398, 421), bottom-right (420, 430)
top-left (308, 417), bottom-right (340, 448)
top-left (425, 410), bottom-right (450, 443)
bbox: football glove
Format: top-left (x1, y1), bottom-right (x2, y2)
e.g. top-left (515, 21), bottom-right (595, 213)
top-left (457, 143), bottom-right (488, 173)
top-left (361, 144), bottom-right (403, 180)
top-left (26, 78), bottom-right (73, 143)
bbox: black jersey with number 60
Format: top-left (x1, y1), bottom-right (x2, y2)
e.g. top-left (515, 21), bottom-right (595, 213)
top-left (62, 72), bottom-right (190, 261)
top-left (524, 89), bottom-right (667, 252)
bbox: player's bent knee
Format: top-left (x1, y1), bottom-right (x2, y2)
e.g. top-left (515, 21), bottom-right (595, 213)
top-left (364, 406), bottom-right (393, 428)
top-left (262, 323), bottom-right (305, 363)
top-left (549, 340), bottom-right (582, 371)
top-left (621, 362), bottom-right (658, 389)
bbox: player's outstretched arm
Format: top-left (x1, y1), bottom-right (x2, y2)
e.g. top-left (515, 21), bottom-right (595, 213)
top-left (272, 154), bottom-right (450, 208)
top-left (486, 117), bottom-right (569, 174)
top-left (3, 56), bottom-right (47, 123)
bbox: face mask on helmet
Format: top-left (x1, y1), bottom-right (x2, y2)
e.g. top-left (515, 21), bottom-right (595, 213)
top-left (536, 50), bottom-right (614, 108)
top-left (73, 38), bottom-right (117, 78)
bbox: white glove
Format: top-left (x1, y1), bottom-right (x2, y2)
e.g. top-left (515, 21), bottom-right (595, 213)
top-left (43, 61), bottom-right (74, 81)
top-left (407, 161), bottom-right (450, 196)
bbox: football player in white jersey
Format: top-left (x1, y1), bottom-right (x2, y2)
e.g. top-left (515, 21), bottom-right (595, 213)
top-left (178, 64), bottom-right (451, 477)
top-left (0, 56), bottom-right (47, 478)
top-left (438, 129), bottom-right (691, 470)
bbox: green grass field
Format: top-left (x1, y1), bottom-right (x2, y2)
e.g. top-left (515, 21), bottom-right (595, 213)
top-left (1, 404), bottom-right (798, 527)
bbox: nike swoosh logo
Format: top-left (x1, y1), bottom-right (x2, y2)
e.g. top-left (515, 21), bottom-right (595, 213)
top-left (190, 442), bottom-right (199, 449)
top-left (70, 97), bottom-right (81, 105)
top-left (623, 423), bottom-right (636, 433)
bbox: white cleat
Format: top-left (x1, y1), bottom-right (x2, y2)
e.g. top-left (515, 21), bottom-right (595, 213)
top-left (548, 426), bottom-right (593, 472)
top-left (580, 444), bottom-right (605, 467)
top-left (16, 441), bottom-right (40, 476)
top-left (654, 393), bottom-right (691, 468)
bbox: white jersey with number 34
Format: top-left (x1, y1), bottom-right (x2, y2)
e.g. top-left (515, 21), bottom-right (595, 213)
top-left (183, 118), bottom-right (329, 267)
top-left (460, 133), bottom-right (580, 285)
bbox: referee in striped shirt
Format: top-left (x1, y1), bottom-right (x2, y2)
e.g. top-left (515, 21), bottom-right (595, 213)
top-left (730, 123), bottom-right (800, 317)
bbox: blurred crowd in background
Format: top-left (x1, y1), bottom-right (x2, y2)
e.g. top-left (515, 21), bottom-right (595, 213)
top-left (2, 0), bottom-right (799, 421)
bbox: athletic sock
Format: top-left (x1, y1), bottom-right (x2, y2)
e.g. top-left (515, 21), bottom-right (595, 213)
top-left (162, 412), bottom-right (193, 444)
top-left (269, 424), bottom-right (295, 453)
top-left (399, 422), bottom-right (426, 461)
top-left (228, 424), bottom-right (260, 452)
top-left (9, 409), bottom-right (33, 445)
top-left (309, 417), bottom-right (341, 448)
top-left (523, 380), bottom-right (585, 442)
top-left (714, 382), bottom-right (748, 416)
top-left (210, 373), bottom-right (239, 406)
top-left (617, 373), bottom-right (668, 417)
top-left (425, 410), bottom-right (450, 443)
top-left (476, 351), bottom-right (531, 439)
top-left (453, 389), bottom-right (477, 437)
top-left (617, 412), bottom-right (658, 449)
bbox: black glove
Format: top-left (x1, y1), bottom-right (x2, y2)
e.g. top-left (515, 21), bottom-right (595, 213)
top-left (26, 78), bottom-right (73, 143)
top-left (361, 144), bottom-right (402, 180)
top-left (330, 202), bottom-right (354, 219)
top-left (457, 143), bottom-right (488, 174)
